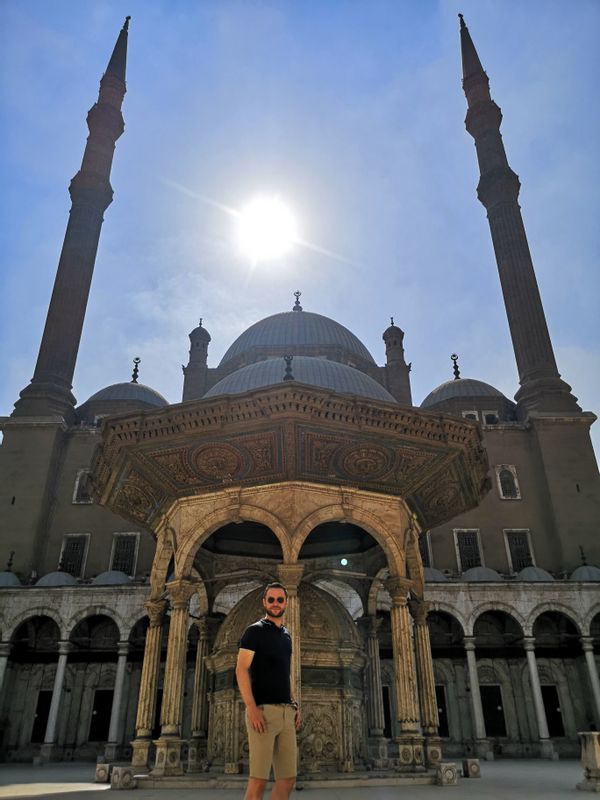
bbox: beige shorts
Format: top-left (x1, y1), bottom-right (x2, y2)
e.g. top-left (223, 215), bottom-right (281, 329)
top-left (245, 704), bottom-right (297, 780)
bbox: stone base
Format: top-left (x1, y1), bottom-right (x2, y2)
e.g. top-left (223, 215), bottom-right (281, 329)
top-left (437, 762), bottom-right (459, 786)
top-left (578, 732), bottom-right (600, 792)
top-left (425, 736), bottom-right (443, 767)
top-left (462, 758), bottom-right (481, 778)
top-left (95, 762), bottom-right (112, 783)
top-left (187, 736), bottom-right (209, 773)
top-left (224, 761), bottom-right (240, 774)
top-left (339, 760), bottom-right (354, 772)
top-left (474, 738), bottom-right (494, 761)
top-left (111, 766), bottom-right (137, 790)
top-left (540, 739), bottom-right (557, 760)
top-left (367, 736), bottom-right (389, 767)
top-left (38, 743), bottom-right (64, 763)
top-left (394, 735), bottom-right (425, 771)
top-left (152, 737), bottom-right (185, 777)
top-left (131, 737), bottom-right (152, 772)
top-left (103, 743), bottom-right (120, 762)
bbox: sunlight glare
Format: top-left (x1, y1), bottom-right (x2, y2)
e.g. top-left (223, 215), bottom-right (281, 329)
top-left (237, 196), bottom-right (298, 261)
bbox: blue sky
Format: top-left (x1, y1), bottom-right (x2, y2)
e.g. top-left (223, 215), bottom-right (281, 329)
top-left (1, 0), bottom-right (598, 454)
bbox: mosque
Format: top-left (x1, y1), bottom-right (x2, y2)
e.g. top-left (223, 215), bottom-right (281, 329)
top-left (0, 14), bottom-right (598, 780)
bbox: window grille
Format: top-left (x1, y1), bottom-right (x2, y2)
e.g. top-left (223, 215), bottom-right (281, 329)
top-left (456, 530), bottom-right (481, 571)
top-left (110, 533), bottom-right (139, 576)
top-left (60, 534), bottom-right (88, 577)
top-left (505, 530), bottom-right (533, 571)
top-left (496, 465), bottom-right (520, 499)
top-left (73, 470), bottom-right (93, 504)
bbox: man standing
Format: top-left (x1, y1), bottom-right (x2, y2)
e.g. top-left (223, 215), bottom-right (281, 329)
top-left (236, 582), bottom-right (301, 800)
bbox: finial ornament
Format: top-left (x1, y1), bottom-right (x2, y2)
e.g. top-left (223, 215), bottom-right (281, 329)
top-left (6, 551), bottom-right (15, 571)
top-left (390, 317), bottom-right (395, 327)
top-left (293, 290), bottom-right (303, 311)
top-left (283, 354), bottom-right (295, 381)
top-left (199, 318), bottom-right (203, 327)
top-left (131, 356), bottom-right (141, 384)
top-left (123, 16), bottom-right (131, 32)
top-left (451, 353), bottom-right (461, 380)
top-left (580, 545), bottom-right (588, 566)
top-left (458, 13), bottom-right (466, 29)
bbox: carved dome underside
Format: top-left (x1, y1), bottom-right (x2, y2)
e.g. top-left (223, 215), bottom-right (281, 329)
top-left (219, 311), bottom-right (376, 368)
top-left (204, 356), bottom-right (395, 403)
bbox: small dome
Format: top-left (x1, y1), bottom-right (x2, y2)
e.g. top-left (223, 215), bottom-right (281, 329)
top-left (190, 320), bottom-right (211, 342)
top-left (205, 356), bottom-right (396, 403)
top-left (516, 566), bottom-right (554, 582)
top-left (83, 382), bottom-right (167, 406)
top-left (424, 567), bottom-right (449, 582)
top-left (463, 566), bottom-right (502, 582)
top-left (569, 565), bottom-right (600, 581)
top-left (0, 571), bottom-right (22, 587)
top-left (92, 570), bottom-right (132, 586)
top-left (36, 571), bottom-right (78, 587)
top-left (220, 310), bottom-right (376, 366)
top-left (421, 378), bottom-right (508, 409)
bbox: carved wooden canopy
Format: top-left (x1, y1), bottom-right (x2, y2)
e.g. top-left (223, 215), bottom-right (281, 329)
top-left (90, 382), bottom-right (489, 532)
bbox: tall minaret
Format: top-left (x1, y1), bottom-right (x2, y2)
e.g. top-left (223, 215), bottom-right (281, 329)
top-left (459, 14), bottom-right (579, 417)
top-left (13, 18), bottom-right (131, 421)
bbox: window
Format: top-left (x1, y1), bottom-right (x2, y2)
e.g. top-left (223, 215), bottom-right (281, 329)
top-left (110, 532), bottom-right (140, 576)
top-left (59, 534), bottom-right (90, 578)
top-left (483, 411), bottom-right (499, 425)
top-left (504, 529), bottom-right (534, 572)
top-left (72, 469), bottom-right (93, 504)
top-left (495, 465), bottom-right (521, 500)
top-left (462, 410), bottom-right (478, 421)
top-left (419, 531), bottom-right (432, 568)
top-left (454, 529), bottom-right (482, 571)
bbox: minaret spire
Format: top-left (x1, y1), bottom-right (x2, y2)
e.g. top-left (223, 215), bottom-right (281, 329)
top-left (459, 15), bottom-right (579, 416)
top-left (13, 19), bottom-right (130, 419)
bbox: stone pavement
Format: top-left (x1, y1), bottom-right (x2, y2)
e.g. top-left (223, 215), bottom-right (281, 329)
top-left (0, 760), bottom-right (583, 799)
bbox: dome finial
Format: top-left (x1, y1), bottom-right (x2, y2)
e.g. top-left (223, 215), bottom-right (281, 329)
top-left (6, 551), bottom-right (14, 572)
top-left (390, 316), bottom-right (395, 327)
top-left (580, 545), bottom-right (588, 566)
top-left (199, 318), bottom-right (203, 327)
top-left (131, 356), bottom-right (141, 384)
top-left (293, 290), bottom-right (303, 311)
top-left (451, 353), bottom-right (461, 380)
top-left (283, 354), bottom-right (295, 381)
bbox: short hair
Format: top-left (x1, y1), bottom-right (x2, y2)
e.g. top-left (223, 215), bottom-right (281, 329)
top-left (262, 582), bottom-right (288, 599)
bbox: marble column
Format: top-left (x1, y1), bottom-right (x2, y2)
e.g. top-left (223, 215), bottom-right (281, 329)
top-left (104, 641), bottom-right (129, 761)
top-left (152, 579), bottom-right (196, 777)
top-left (386, 577), bottom-right (422, 769)
top-left (463, 636), bottom-right (491, 759)
top-left (131, 599), bottom-right (166, 771)
top-left (277, 564), bottom-right (304, 706)
top-left (410, 600), bottom-right (442, 767)
top-left (581, 637), bottom-right (600, 729)
top-left (40, 641), bottom-right (71, 762)
top-left (523, 637), bottom-right (554, 758)
top-left (0, 643), bottom-right (12, 694)
top-left (187, 617), bottom-right (210, 772)
top-left (358, 615), bottom-right (388, 766)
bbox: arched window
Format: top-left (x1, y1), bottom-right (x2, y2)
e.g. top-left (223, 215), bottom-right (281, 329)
top-left (496, 465), bottom-right (520, 500)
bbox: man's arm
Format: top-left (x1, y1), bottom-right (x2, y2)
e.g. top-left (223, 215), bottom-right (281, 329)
top-left (235, 648), bottom-right (266, 733)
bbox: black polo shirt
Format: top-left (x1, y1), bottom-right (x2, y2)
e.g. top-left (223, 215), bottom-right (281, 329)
top-left (239, 618), bottom-right (292, 706)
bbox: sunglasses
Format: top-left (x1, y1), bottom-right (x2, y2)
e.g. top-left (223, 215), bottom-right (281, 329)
top-left (266, 596), bottom-right (286, 604)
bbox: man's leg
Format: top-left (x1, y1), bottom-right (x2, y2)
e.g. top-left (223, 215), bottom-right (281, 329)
top-left (271, 706), bottom-right (297, 799)
top-left (244, 777), bottom-right (267, 800)
top-left (270, 776), bottom-right (295, 800)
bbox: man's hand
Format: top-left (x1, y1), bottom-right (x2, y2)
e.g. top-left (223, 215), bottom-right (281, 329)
top-left (294, 709), bottom-right (302, 730)
top-left (247, 705), bottom-right (267, 734)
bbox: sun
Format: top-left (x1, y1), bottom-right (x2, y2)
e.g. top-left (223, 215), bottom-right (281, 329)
top-left (236, 195), bottom-right (298, 261)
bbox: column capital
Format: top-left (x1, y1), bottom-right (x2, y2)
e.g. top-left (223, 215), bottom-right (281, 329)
top-left (0, 642), bottom-right (12, 658)
top-left (409, 599), bottom-right (432, 625)
top-left (166, 578), bottom-right (197, 609)
top-left (196, 616), bottom-right (210, 640)
top-left (385, 576), bottom-right (411, 603)
top-left (277, 564), bottom-right (304, 592)
top-left (463, 636), bottom-right (476, 652)
top-left (58, 640), bottom-right (72, 656)
top-left (581, 636), bottom-right (594, 652)
top-left (117, 641), bottom-right (130, 657)
top-left (523, 636), bottom-right (536, 652)
top-left (145, 598), bottom-right (167, 627)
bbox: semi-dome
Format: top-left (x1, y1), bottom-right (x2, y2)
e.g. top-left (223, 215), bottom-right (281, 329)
top-left (92, 570), bottom-right (132, 586)
top-left (569, 565), bottom-right (600, 581)
top-left (0, 571), bottom-right (22, 587)
top-left (463, 566), bottom-right (502, 582)
top-left (204, 356), bottom-right (396, 402)
top-left (421, 378), bottom-right (508, 409)
top-left (83, 382), bottom-right (167, 406)
top-left (220, 310), bottom-right (376, 367)
top-left (516, 566), bottom-right (554, 582)
top-left (36, 571), bottom-right (78, 587)
top-left (424, 567), bottom-right (449, 582)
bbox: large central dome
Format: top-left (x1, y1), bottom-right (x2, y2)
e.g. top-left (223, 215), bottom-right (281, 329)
top-left (219, 310), bottom-right (376, 368)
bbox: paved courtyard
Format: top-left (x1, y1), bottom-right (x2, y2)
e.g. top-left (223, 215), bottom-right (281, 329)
top-left (0, 759), bottom-right (585, 799)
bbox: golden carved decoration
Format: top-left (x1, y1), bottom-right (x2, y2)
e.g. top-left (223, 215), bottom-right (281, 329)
top-left (193, 443), bottom-right (243, 481)
top-left (341, 445), bottom-right (391, 480)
